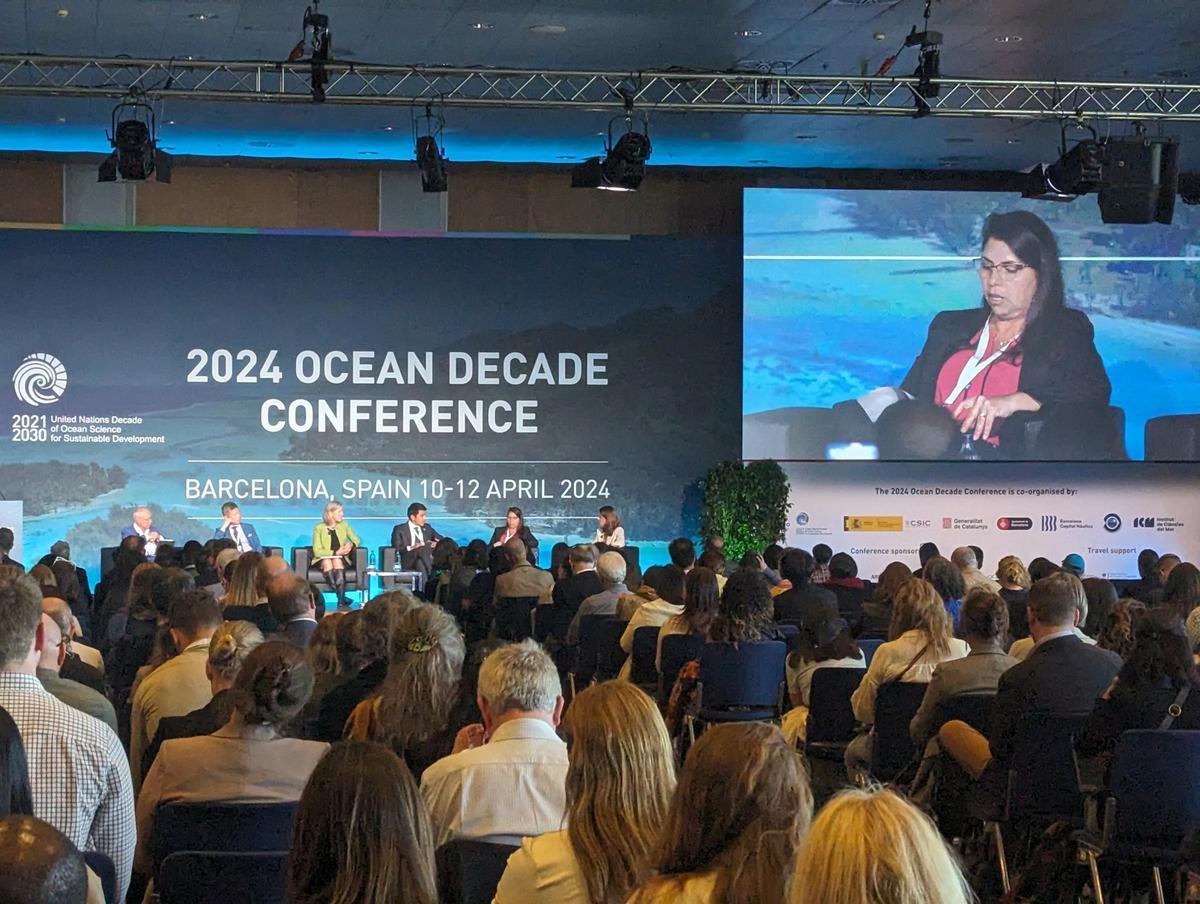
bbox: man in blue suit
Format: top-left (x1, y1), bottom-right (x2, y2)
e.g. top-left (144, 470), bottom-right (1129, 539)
top-left (211, 502), bottom-right (263, 554)
top-left (121, 506), bottom-right (163, 560)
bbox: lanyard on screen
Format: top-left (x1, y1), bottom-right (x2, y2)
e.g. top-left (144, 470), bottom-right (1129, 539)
top-left (944, 318), bottom-right (1019, 406)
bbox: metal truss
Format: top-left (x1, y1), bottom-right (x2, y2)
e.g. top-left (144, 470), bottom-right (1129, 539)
top-left (1, 55), bottom-right (1199, 121)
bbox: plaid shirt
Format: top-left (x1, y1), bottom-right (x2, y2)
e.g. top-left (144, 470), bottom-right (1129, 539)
top-left (812, 564), bottom-right (832, 585)
top-left (0, 672), bottom-right (135, 901)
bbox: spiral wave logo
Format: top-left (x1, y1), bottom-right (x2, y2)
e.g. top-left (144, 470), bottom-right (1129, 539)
top-left (13, 353), bottom-right (68, 406)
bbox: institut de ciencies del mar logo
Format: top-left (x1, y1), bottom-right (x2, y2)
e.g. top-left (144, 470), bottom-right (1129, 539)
top-left (12, 353), bottom-right (68, 406)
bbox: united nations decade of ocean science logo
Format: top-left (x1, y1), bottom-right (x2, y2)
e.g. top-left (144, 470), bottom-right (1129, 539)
top-left (13, 353), bottom-right (68, 406)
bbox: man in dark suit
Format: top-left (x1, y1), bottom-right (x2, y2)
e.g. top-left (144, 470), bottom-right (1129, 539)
top-left (211, 502), bottom-right (263, 554)
top-left (390, 502), bottom-right (444, 583)
top-left (266, 573), bottom-right (318, 648)
top-left (544, 544), bottom-right (603, 642)
top-left (940, 572), bottom-right (1121, 809)
top-left (0, 527), bottom-right (23, 571)
top-left (772, 548), bottom-right (838, 631)
top-left (36, 542), bottom-right (91, 616)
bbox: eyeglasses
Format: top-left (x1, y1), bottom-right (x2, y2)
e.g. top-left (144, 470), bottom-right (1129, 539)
top-left (976, 258), bottom-right (1031, 280)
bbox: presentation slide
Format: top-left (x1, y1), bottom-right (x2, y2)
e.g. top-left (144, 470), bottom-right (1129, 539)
top-left (743, 188), bottom-right (1200, 462)
top-left (0, 228), bottom-right (741, 582)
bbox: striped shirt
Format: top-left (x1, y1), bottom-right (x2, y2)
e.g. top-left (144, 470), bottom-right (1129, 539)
top-left (0, 672), bottom-right (135, 901)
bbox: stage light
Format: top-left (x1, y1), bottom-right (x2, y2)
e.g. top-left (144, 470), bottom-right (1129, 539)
top-left (874, 0), bottom-right (942, 115)
top-left (413, 104), bottom-right (448, 193)
top-left (97, 97), bottom-right (171, 183)
top-left (571, 115), bottom-right (652, 191)
top-left (286, 0), bottom-right (331, 102)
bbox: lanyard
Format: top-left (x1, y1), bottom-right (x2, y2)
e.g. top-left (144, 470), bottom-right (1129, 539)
top-left (944, 318), bottom-right (1019, 406)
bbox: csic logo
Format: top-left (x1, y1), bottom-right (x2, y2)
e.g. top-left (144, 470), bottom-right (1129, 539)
top-left (997, 517), bottom-right (1033, 531)
top-left (795, 512), bottom-right (810, 527)
top-left (13, 353), bottom-right (67, 406)
top-left (906, 519), bottom-right (932, 528)
top-left (1041, 516), bottom-right (1058, 532)
top-left (1133, 517), bottom-right (1156, 528)
top-left (1103, 513), bottom-right (1122, 533)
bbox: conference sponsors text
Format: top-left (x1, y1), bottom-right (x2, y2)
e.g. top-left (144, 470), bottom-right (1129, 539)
top-left (12, 413), bottom-right (166, 445)
top-left (185, 348), bottom-right (609, 436)
top-left (184, 475), bottom-right (612, 502)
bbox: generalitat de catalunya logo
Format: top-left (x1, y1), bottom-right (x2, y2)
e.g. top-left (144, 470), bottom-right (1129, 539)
top-left (13, 353), bottom-right (67, 406)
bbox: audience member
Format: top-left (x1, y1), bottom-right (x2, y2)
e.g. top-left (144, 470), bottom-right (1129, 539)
top-left (1096, 598), bottom-right (1147, 660)
top-left (1143, 553), bottom-right (1182, 606)
top-left (619, 564), bottom-right (685, 679)
top-left (104, 561), bottom-right (159, 651)
top-left (0, 705), bottom-right (33, 817)
top-left (781, 614), bottom-right (864, 745)
top-left (939, 573), bottom-right (1121, 803)
top-left (1008, 575), bottom-right (1096, 660)
top-left (266, 572), bottom-right (319, 647)
top-left (135, 641), bottom-right (328, 876)
top-left (35, 607), bottom-right (116, 733)
top-left (1124, 548), bottom-right (1162, 603)
top-left (446, 541), bottom-right (487, 616)
top-left (773, 549), bottom-right (839, 629)
top-left (1061, 552), bottom-right (1086, 577)
top-left (618, 564), bottom-right (666, 620)
top-left (668, 537), bottom-right (696, 572)
top-left (913, 541), bottom-right (940, 579)
top-left (141, 619), bottom-right (264, 782)
top-left (292, 610), bottom-right (347, 737)
top-left (656, 566), bottom-right (720, 671)
top-left (545, 544), bottom-right (603, 643)
top-left (420, 639), bottom-right (567, 847)
top-left (494, 538), bottom-right (555, 605)
top-left (789, 787), bottom-right (972, 904)
top-left (314, 590), bottom-right (417, 741)
top-left (708, 569), bottom-right (784, 644)
top-left (1027, 556), bottom-right (1061, 583)
top-left (629, 722), bottom-right (811, 904)
top-left (996, 555), bottom-right (1033, 640)
top-left (922, 556), bottom-right (967, 628)
top-left (566, 552), bottom-right (630, 645)
top-left (289, 741), bottom-right (437, 904)
top-left (857, 560), bottom-right (911, 638)
top-left (910, 589), bottom-right (1017, 745)
top-left (845, 577), bottom-right (968, 778)
top-left (824, 552), bottom-right (869, 622)
top-left (462, 546), bottom-right (512, 644)
top-left (0, 815), bottom-right (92, 904)
top-left (222, 552), bottom-right (286, 634)
top-left (41, 596), bottom-right (104, 694)
top-left (496, 681), bottom-right (675, 904)
top-left (811, 543), bottom-right (834, 584)
top-left (129, 589), bottom-right (223, 789)
top-left (0, 571), bottom-right (135, 900)
top-left (1081, 577), bottom-right (1119, 638)
top-left (345, 603), bottom-right (467, 779)
top-left (951, 546), bottom-right (1000, 594)
top-left (1078, 608), bottom-right (1200, 761)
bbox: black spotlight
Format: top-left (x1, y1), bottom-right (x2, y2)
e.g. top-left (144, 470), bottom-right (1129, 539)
top-left (413, 105), bottom-right (448, 193)
top-left (572, 117), bottom-right (652, 191)
top-left (287, 0), bottom-right (332, 102)
top-left (98, 99), bottom-right (171, 183)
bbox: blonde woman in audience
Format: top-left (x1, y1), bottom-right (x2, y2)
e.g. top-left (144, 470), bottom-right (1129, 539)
top-left (997, 555), bottom-right (1033, 640)
top-left (790, 786), bottom-right (972, 904)
top-left (495, 681), bottom-right (675, 904)
top-left (134, 641), bottom-right (328, 878)
top-left (628, 722), bottom-right (811, 904)
top-left (289, 741), bottom-right (437, 904)
top-left (305, 610), bottom-right (342, 681)
top-left (221, 550), bottom-right (264, 606)
top-left (140, 619), bottom-right (264, 782)
top-left (844, 577), bottom-right (968, 779)
top-left (344, 603), bottom-right (467, 780)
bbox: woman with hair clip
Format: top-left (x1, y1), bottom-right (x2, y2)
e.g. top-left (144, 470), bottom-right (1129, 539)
top-left (134, 641), bottom-right (329, 878)
top-left (489, 506), bottom-right (539, 564)
top-left (344, 603), bottom-right (468, 780)
top-left (594, 505), bottom-right (626, 548)
top-left (289, 741), bottom-right (438, 904)
top-left (312, 501), bottom-right (361, 609)
top-left (495, 681), bottom-right (675, 903)
top-left (628, 722), bottom-right (811, 903)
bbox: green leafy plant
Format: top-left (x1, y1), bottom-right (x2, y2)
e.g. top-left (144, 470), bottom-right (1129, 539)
top-left (699, 460), bottom-right (790, 561)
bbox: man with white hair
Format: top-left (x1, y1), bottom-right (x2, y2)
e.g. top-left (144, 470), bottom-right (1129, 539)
top-left (951, 546), bottom-right (1000, 595)
top-left (121, 507), bottom-right (163, 560)
top-left (565, 551), bottom-right (629, 646)
top-left (420, 640), bottom-right (567, 847)
top-left (37, 598), bottom-right (117, 732)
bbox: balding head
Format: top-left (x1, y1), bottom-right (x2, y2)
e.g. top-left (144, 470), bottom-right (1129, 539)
top-left (1159, 554), bottom-right (1182, 583)
top-left (951, 547), bottom-right (978, 570)
top-left (266, 573), bottom-right (314, 622)
top-left (0, 816), bottom-right (88, 904)
top-left (36, 614), bottom-right (65, 673)
top-left (255, 555), bottom-right (290, 599)
top-left (39, 597), bottom-right (73, 640)
top-left (505, 538), bottom-right (528, 563)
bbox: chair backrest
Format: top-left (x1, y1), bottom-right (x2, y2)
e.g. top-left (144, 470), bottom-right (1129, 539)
top-left (594, 617), bottom-right (628, 681)
top-left (573, 614), bottom-right (612, 686)
top-left (159, 851), bottom-right (288, 904)
top-left (776, 622), bottom-right (802, 653)
top-left (494, 596), bottom-right (537, 641)
top-left (436, 839), bottom-right (519, 904)
top-left (630, 626), bottom-right (660, 686)
top-left (1108, 729), bottom-right (1200, 846)
top-left (858, 638), bottom-right (884, 668)
top-left (658, 632), bottom-right (704, 705)
top-left (930, 693), bottom-right (996, 736)
top-left (83, 851), bottom-right (116, 904)
top-left (698, 641), bottom-right (788, 712)
top-left (870, 681), bottom-right (930, 781)
top-left (1006, 712), bottom-right (1091, 820)
top-left (805, 667), bottom-right (867, 746)
top-left (100, 546), bottom-right (117, 576)
top-left (152, 801), bottom-right (299, 879)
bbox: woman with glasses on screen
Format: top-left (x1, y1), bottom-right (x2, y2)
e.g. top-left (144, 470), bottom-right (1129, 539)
top-left (900, 210), bottom-right (1111, 456)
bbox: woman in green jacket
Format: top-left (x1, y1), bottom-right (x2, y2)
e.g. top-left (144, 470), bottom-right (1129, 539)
top-left (312, 500), bottom-right (362, 609)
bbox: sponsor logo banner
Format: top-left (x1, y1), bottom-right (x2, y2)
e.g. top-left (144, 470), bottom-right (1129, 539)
top-left (843, 515), bottom-right (903, 532)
